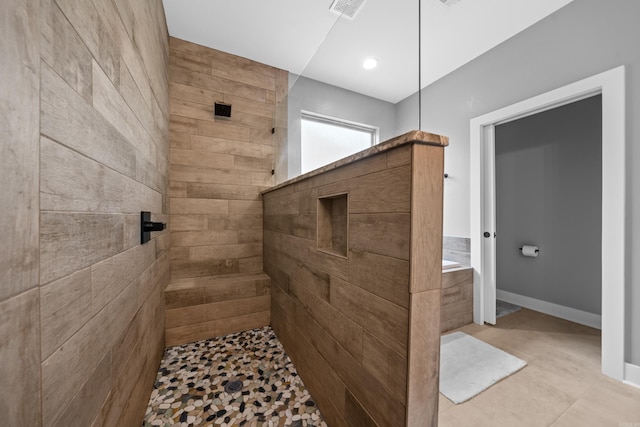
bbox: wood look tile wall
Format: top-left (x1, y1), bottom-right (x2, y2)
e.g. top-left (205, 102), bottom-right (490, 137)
top-left (166, 38), bottom-right (285, 344)
top-left (441, 267), bottom-right (473, 333)
top-left (0, 0), bottom-right (40, 424)
top-left (263, 138), bottom-right (446, 427)
top-left (1, 0), bottom-right (170, 425)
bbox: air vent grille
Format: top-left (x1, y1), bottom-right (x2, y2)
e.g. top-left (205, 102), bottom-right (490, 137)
top-left (329, 0), bottom-right (368, 20)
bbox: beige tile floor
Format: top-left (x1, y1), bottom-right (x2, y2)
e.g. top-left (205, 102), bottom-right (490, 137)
top-left (438, 308), bottom-right (640, 427)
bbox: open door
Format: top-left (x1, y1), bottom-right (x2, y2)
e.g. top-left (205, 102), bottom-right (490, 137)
top-left (482, 125), bottom-right (497, 325)
top-left (470, 66), bottom-right (626, 380)
top-left (470, 123), bottom-right (497, 325)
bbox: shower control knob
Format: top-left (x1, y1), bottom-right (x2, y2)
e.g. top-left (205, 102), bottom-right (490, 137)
top-left (483, 232), bottom-right (491, 238)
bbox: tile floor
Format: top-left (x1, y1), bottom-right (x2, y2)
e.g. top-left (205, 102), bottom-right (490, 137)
top-left (439, 308), bottom-right (640, 427)
top-left (143, 326), bottom-right (327, 427)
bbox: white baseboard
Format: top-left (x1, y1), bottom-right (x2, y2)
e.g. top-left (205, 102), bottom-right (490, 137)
top-left (625, 363), bottom-right (640, 388)
top-left (496, 289), bottom-right (602, 330)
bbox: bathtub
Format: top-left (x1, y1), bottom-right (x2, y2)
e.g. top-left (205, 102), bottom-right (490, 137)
top-left (442, 259), bottom-right (462, 270)
top-left (441, 260), bottom-right (473, 332)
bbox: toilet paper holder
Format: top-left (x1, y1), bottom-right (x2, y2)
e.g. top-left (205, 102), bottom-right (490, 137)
top-left (518, 246), bottom-right (540, 254)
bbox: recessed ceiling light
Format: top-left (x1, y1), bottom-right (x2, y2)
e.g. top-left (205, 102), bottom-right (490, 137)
top-left (362, 57), bottom-right (378, 70)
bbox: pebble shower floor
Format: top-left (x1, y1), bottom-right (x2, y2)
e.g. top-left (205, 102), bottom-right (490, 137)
top-left (143, 326), bottom-right (327, 427)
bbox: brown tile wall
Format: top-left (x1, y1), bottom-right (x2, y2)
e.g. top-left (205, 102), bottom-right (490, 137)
top-left (164, 273), bottom-right (272, 346)
top-left (168, 37), bottom-right (284, 279)
top-left (441, 267), bottom-right (474, 333)
top-left (1, 0), bottom-right (170, 425)
top-left (0, 0), bottom-right (40, 424)
top-left (263, 142), bottom-right (445, 427)
top-left (166, 38), bottom-right (287, 341)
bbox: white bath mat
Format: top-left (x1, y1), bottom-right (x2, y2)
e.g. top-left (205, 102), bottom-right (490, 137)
top-left (440, 332), bottom-right (527, 404)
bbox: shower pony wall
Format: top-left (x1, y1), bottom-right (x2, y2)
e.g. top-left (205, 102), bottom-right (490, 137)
top-left (263, 131), bottom-right (447, 427)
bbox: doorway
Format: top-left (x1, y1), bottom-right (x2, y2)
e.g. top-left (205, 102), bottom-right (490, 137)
top-left (469, 66), bottom-right (626, 380)
top-left (494, 95), bottom-right (602, 330)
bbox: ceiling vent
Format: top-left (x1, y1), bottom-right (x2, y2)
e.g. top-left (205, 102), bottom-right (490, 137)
top-left (438, 0), bottom-right (462, 6)
top-left (329, 0), bottom-right (368, 20)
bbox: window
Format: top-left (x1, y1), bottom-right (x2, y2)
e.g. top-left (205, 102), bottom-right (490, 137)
top-left (301, 112), bottom-right (377, 174)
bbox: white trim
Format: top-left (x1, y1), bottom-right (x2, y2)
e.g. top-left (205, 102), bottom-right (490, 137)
top-left (624, 363), bottom-right (640, 389)
top-left (470, 66), bottom-right (626, 381)
top-left (496, 289), bottom-right (601, 330)
top-left (300, 110), bottom-right (379, 144)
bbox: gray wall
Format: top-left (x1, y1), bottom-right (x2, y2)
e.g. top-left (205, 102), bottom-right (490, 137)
top-left (396, 0), bottom-right (640, 363)
top-left (495, 96), bottom-right (602, 315)
top-left (285, 75), bottom-right (397, 179)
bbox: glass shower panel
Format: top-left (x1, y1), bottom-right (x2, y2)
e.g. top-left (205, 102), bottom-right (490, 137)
top-left (274, 0), bottom-right (421, 182)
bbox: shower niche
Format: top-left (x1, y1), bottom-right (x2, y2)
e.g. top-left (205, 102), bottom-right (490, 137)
top-left (317, 193), bottom-right (349, 257)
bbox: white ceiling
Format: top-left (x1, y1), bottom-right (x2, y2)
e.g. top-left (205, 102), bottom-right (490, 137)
top-left (163, 0), bottom-right (574, 103)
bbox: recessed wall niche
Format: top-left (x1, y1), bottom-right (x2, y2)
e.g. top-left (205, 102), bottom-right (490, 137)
top-left (317, 193), bottom-right (348, 257)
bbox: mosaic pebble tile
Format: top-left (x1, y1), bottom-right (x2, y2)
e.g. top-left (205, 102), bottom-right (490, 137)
top-left (143, 326), bottom-right (327, 427)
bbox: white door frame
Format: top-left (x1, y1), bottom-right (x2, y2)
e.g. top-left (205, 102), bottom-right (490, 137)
top-left (470, 66), bottom-right (626, 380)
